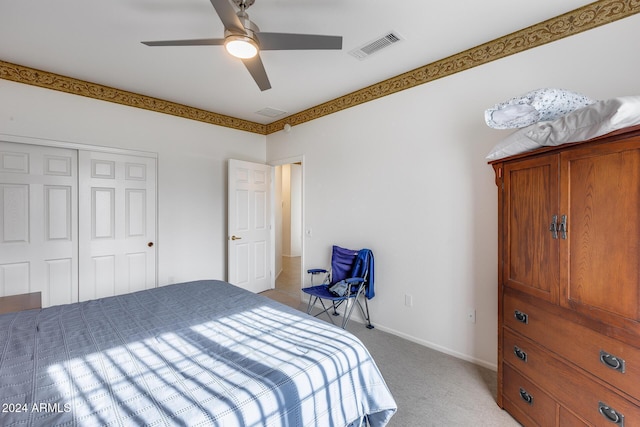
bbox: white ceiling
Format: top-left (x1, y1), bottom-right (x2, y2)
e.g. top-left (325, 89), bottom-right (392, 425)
top-left (1, 0), bottom-right (595, 125)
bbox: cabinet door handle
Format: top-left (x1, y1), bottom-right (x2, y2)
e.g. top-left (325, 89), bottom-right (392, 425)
top-left (519, 388), bottom-right (534, 405)
top-left (514, 310), bottom-right (528, 324)
top-left (599, 402), bottom-right (624, 425)
top-left (600, 350), bottom-right (626, 373)
top-left (558, 215), bottom-right (567, 239)
top-left (549, 215), bottom-right (558, 239)
top-left (513, 346), bottom-right (527, 362)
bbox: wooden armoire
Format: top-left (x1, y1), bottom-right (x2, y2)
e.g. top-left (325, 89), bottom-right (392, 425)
top-left (490, 125), bottom-right (640, 426)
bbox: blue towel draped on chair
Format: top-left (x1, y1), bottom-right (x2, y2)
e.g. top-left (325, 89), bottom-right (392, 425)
top-left (302, 245), bottom-right (375, 329)
top-left (353, 248), bottom-right (374, 300)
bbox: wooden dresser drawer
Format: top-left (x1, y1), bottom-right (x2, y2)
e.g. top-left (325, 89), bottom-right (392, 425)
top-left (559, 407), bottom-right (589, 427)
top-left (503, 363), bottom-right (557, 426)
top-left (503, 328), bottom-right (640, 426)
top-left (504, 292), bottom-right (640, 401)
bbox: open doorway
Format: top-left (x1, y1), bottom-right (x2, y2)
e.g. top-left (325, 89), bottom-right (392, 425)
top-left (274, 162), bottom-right (303, 300)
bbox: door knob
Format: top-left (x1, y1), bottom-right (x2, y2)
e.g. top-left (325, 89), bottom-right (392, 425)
top-left (147, 242), bottom-right (154, 247)
top-left (230, 235), bottom-right (242, 240)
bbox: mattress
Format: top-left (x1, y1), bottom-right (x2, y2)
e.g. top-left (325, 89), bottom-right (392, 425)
top-left (0, 280), bottom-right (396, 426)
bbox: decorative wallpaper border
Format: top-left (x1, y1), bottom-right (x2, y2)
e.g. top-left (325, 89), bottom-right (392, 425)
top-left (265, 0), bottom-right (640, 134)
top-left (1, 0), bottom-right (638, 136)
top-left (0, 62), bottom-right (268, 134)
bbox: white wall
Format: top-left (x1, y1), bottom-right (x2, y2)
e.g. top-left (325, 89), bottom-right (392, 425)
top-left (274, 162), bottom-right (302, 282)
top-left (0, 80), bottom-right (266, 285)
top-left (281, 164), bottom-right (292, 256)
top-left (266, 14), bottom-right (640, 369)
top-left (274, 165), bottom-right (283, 276)
top-left (289, 163), bottom-right (302, 256)
top-left (280, 163), bottom-right (303, 257)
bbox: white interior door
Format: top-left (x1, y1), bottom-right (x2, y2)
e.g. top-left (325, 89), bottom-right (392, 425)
top-left (0, 141), bottom-right (78, 307)
top-left (78, 150), bottom-right (157, 301)
top-left (228, 159), bottom-right (272, 293)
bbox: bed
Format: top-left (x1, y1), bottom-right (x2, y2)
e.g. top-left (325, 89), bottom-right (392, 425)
top-left (0, 280), bottom-right (397, 426)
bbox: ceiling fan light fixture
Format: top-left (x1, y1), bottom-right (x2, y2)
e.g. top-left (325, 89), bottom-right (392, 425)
top-left (225, 35), bottom-right (258, 59)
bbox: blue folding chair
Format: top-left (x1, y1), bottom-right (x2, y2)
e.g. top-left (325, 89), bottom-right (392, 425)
top-left (302, 245), bottom-right (375, 329)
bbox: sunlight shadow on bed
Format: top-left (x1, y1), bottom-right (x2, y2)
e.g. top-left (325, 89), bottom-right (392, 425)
top-left (43, 299), bottom-right (390, 426)
top-left (2, 280), bottom-right (395, 426)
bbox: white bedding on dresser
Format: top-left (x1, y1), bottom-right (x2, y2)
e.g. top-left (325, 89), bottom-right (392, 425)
top-left (484, 88), bottom-right (596, 130)
top-left (486, 96), bottom-right (640, 160)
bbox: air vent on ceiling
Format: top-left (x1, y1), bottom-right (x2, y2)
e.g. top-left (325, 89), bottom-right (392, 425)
top-left (349, 31), bottom-right (403, 60)
top-left (255, 107), bottom-right (287, 118)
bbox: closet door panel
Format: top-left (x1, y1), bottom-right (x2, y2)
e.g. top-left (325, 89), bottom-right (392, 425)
top-left (0, 141), bottom-right (78, 307)
top-left (79, 150), bottom-right (157, 301)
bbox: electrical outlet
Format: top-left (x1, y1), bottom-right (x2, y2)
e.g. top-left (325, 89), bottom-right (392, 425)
top-left (467, 309), bottom-right (476, 324)
top-left (404, 294), bottom-right (413, 307)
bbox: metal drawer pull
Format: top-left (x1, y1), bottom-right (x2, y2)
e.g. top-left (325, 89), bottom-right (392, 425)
top-left (513, 346), bottom-right (527, 362)
top-left (599, 402), bottom-right (624, 426)
top-left (514, 310), bottom-right (528, 324)
top-left (519, 388), bottom-right (533, 405)
top-left (600, 350), bottom-right (626, 373)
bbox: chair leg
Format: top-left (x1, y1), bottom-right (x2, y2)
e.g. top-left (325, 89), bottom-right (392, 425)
top-left (306, 294), bottom-right (352, 327)
top-left (307, 297), bottom-right (335, 325)
top-left (306, 296), bottom-right (316, 315)
top-left (350, 292), bottom-right (373, 329)
top-left (313, 298), bottom-right (339, 326)
top-left (342, 299), bottom-right (355, 329)
top-left (342, 286), bottom-right (366, 329)
top-left (361, 296), bottom-right (374, 329)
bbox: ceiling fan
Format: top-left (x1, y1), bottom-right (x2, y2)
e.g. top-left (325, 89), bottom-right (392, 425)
top-left (142, 0), bottom-right (343, 91)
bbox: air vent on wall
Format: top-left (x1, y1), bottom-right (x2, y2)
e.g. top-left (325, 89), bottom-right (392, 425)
top-left (349, 31), bottom-right (403, 60)
top-left (255, 107), bottom-right (287, 118)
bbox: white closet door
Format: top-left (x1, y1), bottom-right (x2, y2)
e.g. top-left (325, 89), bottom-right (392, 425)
top-left (0, 142), bottom-right (78, 307)
top-left (78, 150), bottom-right (157, 301)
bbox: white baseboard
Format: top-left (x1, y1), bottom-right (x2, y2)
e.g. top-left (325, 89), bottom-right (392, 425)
top-left (303, 294), bottom-right (497, 371)
top-left (371, 323), bottom-right (497, 371)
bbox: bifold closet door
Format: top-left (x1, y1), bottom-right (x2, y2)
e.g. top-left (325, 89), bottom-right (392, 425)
top-left (0, 141), bottom-right (78, 307)
top-left (78, 150), bottom-right (157, 301)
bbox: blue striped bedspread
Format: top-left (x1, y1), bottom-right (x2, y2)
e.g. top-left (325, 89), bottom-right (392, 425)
top-left (0, 280), bottom-right (396, 426)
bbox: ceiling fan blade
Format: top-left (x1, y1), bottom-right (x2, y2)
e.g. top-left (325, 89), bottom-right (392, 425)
top-left (209, 0), bottom-right (245, 33)
top-left (257, 33), bottom-right (342, 51)
top-left (142, 38), bottom-right (225, 46)
top-left (241, 55), bottom-right (271, 91)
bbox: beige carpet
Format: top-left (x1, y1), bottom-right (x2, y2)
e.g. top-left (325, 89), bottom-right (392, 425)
top-left (260, 288), bottom-right (520, 426)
